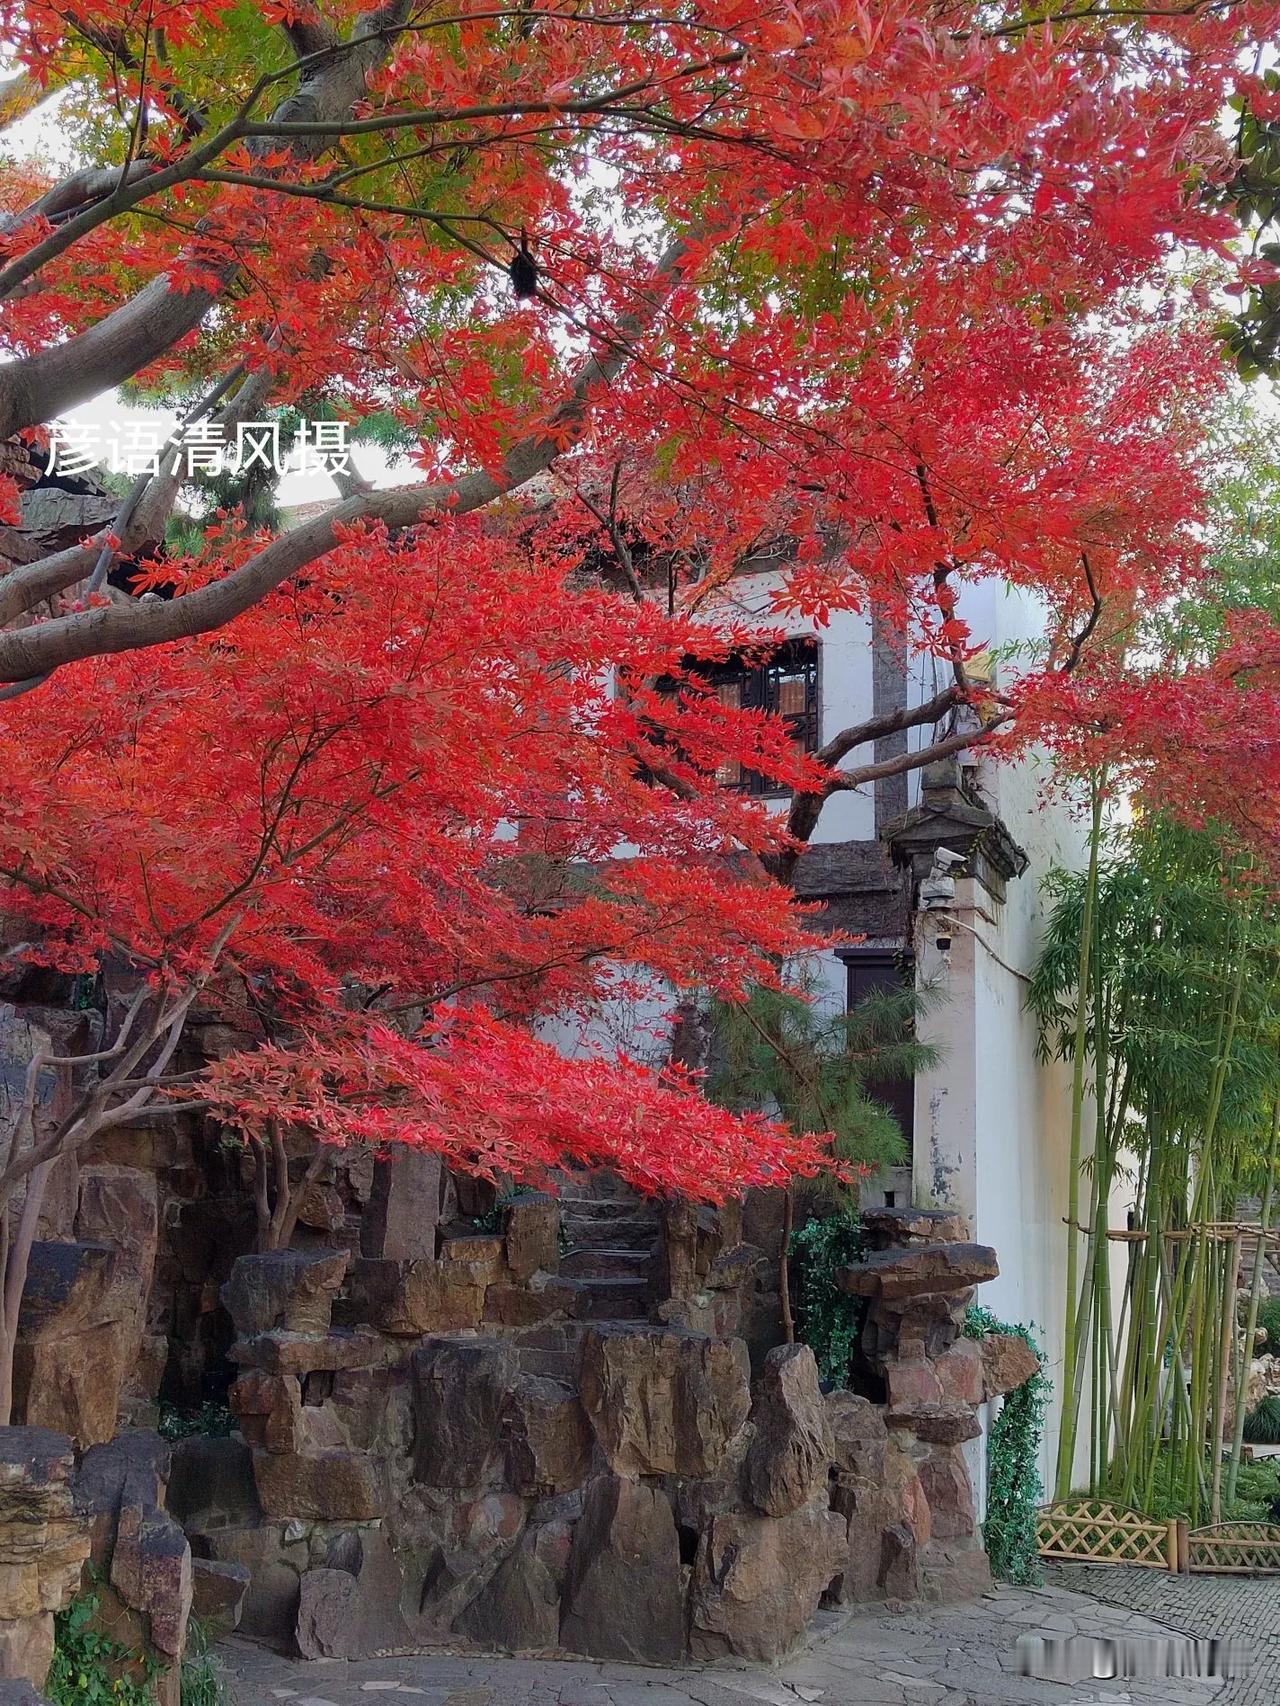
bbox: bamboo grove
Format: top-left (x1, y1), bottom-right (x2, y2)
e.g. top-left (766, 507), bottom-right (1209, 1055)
top-left (1031, 811), bottom-right (1280, 1524)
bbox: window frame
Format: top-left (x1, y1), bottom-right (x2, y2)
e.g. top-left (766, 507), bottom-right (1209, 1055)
top-left (700, 636), bottom-right (821, 797)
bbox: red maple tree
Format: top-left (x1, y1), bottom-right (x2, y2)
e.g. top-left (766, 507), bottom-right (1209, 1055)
top-left (2, 0), bottom-right (1280, 1403)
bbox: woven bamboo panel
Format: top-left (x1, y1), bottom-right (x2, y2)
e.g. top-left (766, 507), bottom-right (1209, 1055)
top-left (1187, 1522), bottom-right (1280, 1574)
top-left (1036, 1501), bottom-right (1175, 1569)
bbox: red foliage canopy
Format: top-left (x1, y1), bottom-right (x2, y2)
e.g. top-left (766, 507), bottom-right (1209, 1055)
top-left (3, 0), bottom-right (1280, 1188)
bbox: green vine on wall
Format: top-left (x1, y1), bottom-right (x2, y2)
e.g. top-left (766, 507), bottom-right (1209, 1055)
top-left (792, 1212), bottom-right (866, 1388)
top-left (964, 1305), bottom-right (1052, 1586)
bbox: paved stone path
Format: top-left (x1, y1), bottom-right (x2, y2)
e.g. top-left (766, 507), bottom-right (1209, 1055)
top-left (1041, 1562), bottom-right (1280, 1706)
top-left (216, 1582), bottom-right (1232, 1706)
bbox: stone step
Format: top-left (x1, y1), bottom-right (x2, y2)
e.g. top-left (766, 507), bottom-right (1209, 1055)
top-left (557, 1195), bottom-right (662, 1224)
top-left (559, 1215), bottom-right (661, 1248)
top-left (554, 1275), bottom-right (652, 1320)
top-left (559, 1247), bottom-right (654, 1280)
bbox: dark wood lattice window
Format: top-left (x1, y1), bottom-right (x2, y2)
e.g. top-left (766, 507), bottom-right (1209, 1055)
top-left (844, 947), bottom-right (916, 1151)
top-left (701, 637), bottom-right (820, 795)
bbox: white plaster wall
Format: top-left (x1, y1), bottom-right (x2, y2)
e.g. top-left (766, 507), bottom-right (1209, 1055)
top-left (909, 581), bottom-right (1096, 1506)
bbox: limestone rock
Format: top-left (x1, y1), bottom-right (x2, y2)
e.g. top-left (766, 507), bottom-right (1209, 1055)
top-left (504, 1376), bottom-right (591, 1496)
top-left (412, 1336), bottom-right (517, 1488)
top-left (579, 1326), bottom-right (751, 1478)
top-left (504, 1194), bottom-right (560, 1281)
top-left (229, 1371), bottom-right (301, 1454)
top-left (886, 1404), bottom-right (981, 1446)
top-left (13, 1241), bottom-right (124, 1446)
top-left (222, 1249), bottom-right (348, 1338)
top-left (109, 1504), bottom-right (192, 1657)
top-left (935, 1336), bottom-right (984, 1406)
top-left (0, 1624), bottom-right (53, 1692)
top-left (228, 1329), bottom-right (378, 1376)
top-left (414, 1491), bottom-right (526, 1632)
top-left (438, 1235), bottom-right (505, 1285)
top-left (0, 1428), bottom-right (90, 1664)
top-left (294, 1530), bottom-right (412, 1660)
top-left (251, 1448), bottom-right (381, 1522)
top-left (361, 1150), bottom-right (444, 1261)
top-left (979, 1331), bottom-right (1041, 1398)
top-left (195, 1522), bottom-right (308, 1643)
top-left (878, 1523), bottom-right (919, 1599)
top-left (455, 1522), bottom-right (568, 1652)
top-left (689, 1494), bottom-right (846, 1662)
top-left (484, 1278), bottom-right (578, 1327)
top-left (73, 1430), bottom-right (171, 1557)
top-left (836, 1243), bottom-right (998, 1302)
top-left (291, 1180), bottom-right (345, 1234)
top-left (860, 1207), bottom-right (970, 1248)
top-left (886, 1358), bottom-right (943, 1409)
top-left (744, 1345), bottom-right (832, 1517)
top-left (920, 1539), bottom-right (993, 1603)
top-left (559, 1476), bottom-right (684, 1663)
top-left (165, 1437), bottom-right (260, 1530)
top-left (918, 1445), bottom-right (976, 1541)
top-left (825, 1389), bottom-right (888, 1481)
top-left (190, 1559), bottom-right (248, 1636)
top-left (343, 1257), bottom-right (484, 1337)
top-left (0, 1680), bottom-right (51, 1705)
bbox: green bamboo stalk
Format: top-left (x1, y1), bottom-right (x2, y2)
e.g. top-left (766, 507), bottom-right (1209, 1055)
top-left (1226, 1096), bottom-right (1280, 1504)
top-left (1055, 778), bottom-right (1103, 1499)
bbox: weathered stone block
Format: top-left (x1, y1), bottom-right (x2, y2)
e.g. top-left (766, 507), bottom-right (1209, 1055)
top-left (361, 1150), bottom-right (444, 1261)
top-left (228, 1329), bottom-right (379, 1376)
top-left (13, 1242), bottom-right (125, 1447)
top-left (438, 1235), bottom-right (504, 1284)
top-left (190, 1558), bottom-right (248, 1636)
top-left (455, 1522), bottom-right (568, 1652)
top-left (484, 1278), bottom-right (577, 1327)
top-left (294, 1529), bottom-right (412, 1659)
top-left (689, 1494), bottom-right (846, 1662)
top-left (836, 1243), bottom-right (998, 1302)
top-left (559, 1476), bottom-right (683, 1663)
top-left (344, 1257), bottom-right (484, 1336)
top-left (251, 1448), bottom-right (381, 1522)
top-left (109, 1504), bottom-right (191, 1658)
top-left (504, 1376), bottom-right (591, 1496)
top-left (229, 1371), bottom-right (301, 1454)
top-left (195, 1522), bottom-right (307, 1644)
top-left (859, 1206), bottom-right (970, 1248)
top-left (165, 1436), bottom-right (259, 1530)
top-left (412, 1337), bottom-right (517, 1488)
top-left (935, 1335), bottom-right (984, 1406)
top-left (980, 1331), bottom-right (1041, 1398)
top-left (0, 1428), bottom-right (90, 1667)
top-left (887, 1404), bottom-right (981, 1446)
top-left (579, 1326), bottom-right (751, 1478)
top-left (504, 1194), bottom-right (560, 1281)
top-left (222, 1249), bottom-right (347, 1338)
top-left (744, 1344), bottom-right (832, 1517)
top-left (918, 1445), bottom-right (976, 1541)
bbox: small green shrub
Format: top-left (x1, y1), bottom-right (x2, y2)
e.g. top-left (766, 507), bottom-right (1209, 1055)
top-left (1258, 1297), bottom-right (1280, 1356)
top-left (1243, 1394), bottom-right (1280, 1446)
top-left (46, 1592), bottom-right (154, 1706)
top-left (792, 1212), bottom-right (865, 1388)
top-left (157, 1402), bottom-right (235, 1443)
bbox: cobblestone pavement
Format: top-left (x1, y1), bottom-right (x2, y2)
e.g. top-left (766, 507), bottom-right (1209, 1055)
top-left (1041, 1562), bottom-right (1280, 1706)
top-left (215, 1582), bottom-right (1229, 1706)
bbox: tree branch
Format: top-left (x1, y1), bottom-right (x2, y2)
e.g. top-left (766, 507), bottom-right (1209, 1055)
top-left (0, 235), bottom-right (697, 683)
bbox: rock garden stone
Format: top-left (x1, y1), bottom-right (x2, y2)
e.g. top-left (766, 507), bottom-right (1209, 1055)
top-left (743, 1344), bottom-right (832, 1517)
top-left (559, 1475), bottom-right (684, 1663)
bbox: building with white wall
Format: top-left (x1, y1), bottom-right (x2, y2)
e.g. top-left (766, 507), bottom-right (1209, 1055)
top-left (546, 555), bottom-right (1091, 1505)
